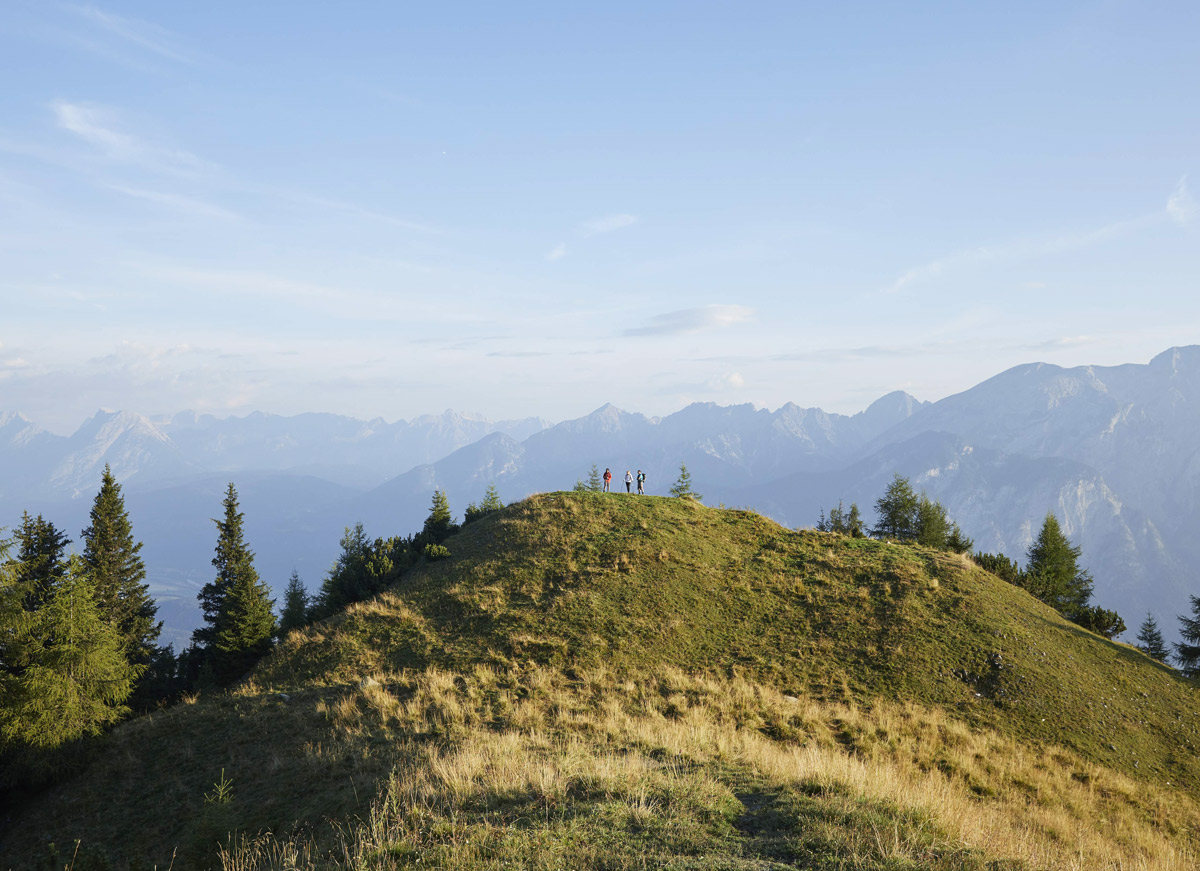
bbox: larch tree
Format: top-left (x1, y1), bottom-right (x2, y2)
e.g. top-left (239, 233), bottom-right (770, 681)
top-left (872, 474), bottom-right (918, 540)
top-left (81, 465), bottom-right (161, 670)
top-left (1024, 512), bottom-right (1094, 619)
top-left (1, 556), bottom-right (135, 755)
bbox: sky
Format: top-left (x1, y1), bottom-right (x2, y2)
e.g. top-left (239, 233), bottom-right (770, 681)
top-left (1, 1), bottom-right (1197, 434)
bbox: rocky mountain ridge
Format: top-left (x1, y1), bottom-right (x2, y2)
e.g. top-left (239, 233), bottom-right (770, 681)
top-left (2, 347), bottom-right (1197, 645)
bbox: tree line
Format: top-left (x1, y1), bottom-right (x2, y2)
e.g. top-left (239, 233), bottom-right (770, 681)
top-left (815, 472), bottom-right (1200, 670)
top-left (0, 470), bottom-right (504, 787)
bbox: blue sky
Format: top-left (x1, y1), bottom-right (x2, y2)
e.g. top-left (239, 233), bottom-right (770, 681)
top-left (1, 1), bottom-right (1197, 432)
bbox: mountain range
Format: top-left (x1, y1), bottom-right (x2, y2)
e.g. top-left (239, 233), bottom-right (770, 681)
top-left (2, 346), bottom-right (1197, 647)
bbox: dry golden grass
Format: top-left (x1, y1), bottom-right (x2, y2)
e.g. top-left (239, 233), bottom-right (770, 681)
top-left (219, 665), bottom-right (1199, 870)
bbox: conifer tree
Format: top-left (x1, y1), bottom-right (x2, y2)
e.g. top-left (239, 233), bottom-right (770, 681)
top-left (313, 523), bottom-right (371, 618)
top-left (81, 465), bottom-right (161, 669)
top-left (872, 474), bottom-right (918, 540)
top-left (973, 552), bottom-right (1025, 585)
top-left (845, 503), bottom-right (866, 538)
top-left (1136, 613), bottom-right (1169, 663)
top-left (1, 555), bottom-right (134, 757)
top-left (944, 521), bottom-right (974, 555)
top-left (193, 483), bottom-right (276, 685)
top-left (1174, 596), bottom-right (1200, 678)
top-left (481, 483), bottom-right (503, 513)
top-left (464, 484), bottom-right (503, 525)
top-left (587, 464), bottom-right (603, 492)
top-left (13, 513), bottom-right (71, 609)
top-left (423, 490), bottom-right (456, 543)
top-left (914, 494), bottom-right (950, 548)
top-left (669, 464), bottom-right (701, 500)
top-left (278, 570), bottom-right (308, 637)
top-left (1024, 512), bottom-right (1093, 619)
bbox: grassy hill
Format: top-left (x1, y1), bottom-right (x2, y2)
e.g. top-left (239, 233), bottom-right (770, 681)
top-left (4, 492), bottom-right (1198, 870)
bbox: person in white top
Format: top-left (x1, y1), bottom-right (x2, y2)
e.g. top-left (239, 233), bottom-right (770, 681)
top-left (624, 470), bottom-right (633, 493)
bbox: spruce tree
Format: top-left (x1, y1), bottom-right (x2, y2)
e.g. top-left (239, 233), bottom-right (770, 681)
top-left (278, 570), bottom-right (309, 637)
top-left (1136, 613), bottom-right (1169, 663)
top-left (82, 465), bottom-right (161, 669)
top-left (587, 464), bottom-right (603, 492)
top-left (1174, 596), bottom-right (1200, 678)
top-left (944, 521), bottom-right (974, 554)
top-left (314, 523), bottom-right (371, 618)
top-left (669, 464), bottom-right (701, 500)
top-left (193, 483), bottom-right (276, 685)
top-left (1025, 512), bottom-right (1093, 618)
top-left (14, 512), bottom-right (71, 609)
top-left (481, 483), bottom-right (503, 513)
top-left (872, 474), bottom-right (918, 540)
top-left (423, 490), bottom-right (456, 543)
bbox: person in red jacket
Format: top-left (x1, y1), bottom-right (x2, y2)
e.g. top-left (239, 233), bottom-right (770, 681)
top-left (603, 468), bottom-right (612, 492)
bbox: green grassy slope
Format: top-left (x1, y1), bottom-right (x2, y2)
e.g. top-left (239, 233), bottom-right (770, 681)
top-left (3, 493), bottom-right (1197, 869)
top-left (265, 492), bottom-right (1197, 780)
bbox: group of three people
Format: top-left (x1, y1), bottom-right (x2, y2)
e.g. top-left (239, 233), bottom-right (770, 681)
top-left (602, 467), bottom-right (646, 494)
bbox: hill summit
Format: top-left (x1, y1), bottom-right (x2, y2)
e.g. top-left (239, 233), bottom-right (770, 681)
top-left (5, 493), bottom-right (1198, 869)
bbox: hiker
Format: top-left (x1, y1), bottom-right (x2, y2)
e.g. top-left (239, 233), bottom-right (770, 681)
top-left (636, 469), bottom-right (645, 494)
top-left (603, 468), bottom-right (612, 492)
top-left (625, 470), bottom-right (633, 493)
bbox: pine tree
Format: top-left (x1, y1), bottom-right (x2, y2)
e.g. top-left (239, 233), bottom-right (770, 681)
top-left (423, 490), bottom-right (456, 543)
top-left (1174, 596), bottom-right (1200, 678)
top-left (587, 464), bottom-right (603, 492)
top-left (1025, 512), bottom-right (1094, 618)
top-left (81, 465), bottom-right (161, 669)
top-left (872, 474), bottom-right (918, 540)
top-left (669, 464), bottom-right (701, 500)
top-left (1, 555), bottom-right (135, 756)
top-left (278, 570), bottom-right (308, 637)
top-left (1136, 613), bottom-right (1169, 662)
top-left (193, 483), bottom-right (276, 685)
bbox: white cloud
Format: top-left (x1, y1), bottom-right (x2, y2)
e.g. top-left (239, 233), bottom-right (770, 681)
top-left (1167, 176), bottom-right (1196, 226)
top-left (624, 304), bottom-right (754, 337)
top-left (582, 213), bottom-right (638, 236)
top-left (545, 243), bottom-right (567, 261)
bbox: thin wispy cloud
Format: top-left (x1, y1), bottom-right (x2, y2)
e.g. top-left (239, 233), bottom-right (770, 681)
top-left (1167, 176), bottom-right (1196, 226)
top-left (51, 100), bottom-right (210, 177)
top-left (582, 213), bottom-right (638, 237)
top-left (103, 184), bottom-right (243, 222)
top-left (884, 210), bottom-right (1161, 295)
top-left (624, 304), bottom-right (754, 337)
top-left (545, 243), bottom-right (567, 261)
top-left (66, 3), bottom-right (198, 65)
